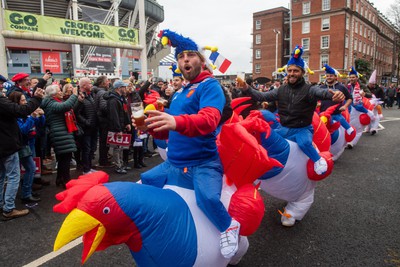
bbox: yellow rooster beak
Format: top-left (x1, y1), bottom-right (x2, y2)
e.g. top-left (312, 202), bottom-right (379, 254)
top-left (175, 68), bottom-right (182, 74)
top-left (161, 36), bottom-right (169, 46)
top-left (295, 48), bottom-right (300, 55)
top-left (54, 209), bottom-right (106, 264)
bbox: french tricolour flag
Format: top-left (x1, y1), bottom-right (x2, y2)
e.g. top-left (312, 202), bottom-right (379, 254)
top-left (209, 52), bottom-right (232, 74)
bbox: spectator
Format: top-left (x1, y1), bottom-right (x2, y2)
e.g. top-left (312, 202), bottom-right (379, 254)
top-left (41, 85), bottom-right (80, 188)
top-left (0, 87), bottom-right (44, 220)
top-left (76, 77), bottom-right (97, 174)
top-left (93, 76), bottom-right (113, 167)
top-left (387, 84), bottom-right (396, 108)
top-left (104, 80), bottom-right (131, 174)
top-left (8, 92), bottom-right (42, 204)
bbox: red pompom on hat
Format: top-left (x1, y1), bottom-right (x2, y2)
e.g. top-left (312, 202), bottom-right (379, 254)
top-left (11, 73), bottom-right (29, 82)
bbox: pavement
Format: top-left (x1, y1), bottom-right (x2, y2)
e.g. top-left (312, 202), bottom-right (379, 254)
top-left (1, 107), bottom-right (400, 267)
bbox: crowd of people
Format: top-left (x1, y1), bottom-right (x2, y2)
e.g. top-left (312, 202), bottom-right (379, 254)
top-left (0, 72), bottom-right (180, 220)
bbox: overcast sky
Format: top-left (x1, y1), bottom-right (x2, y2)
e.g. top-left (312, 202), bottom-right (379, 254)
top-left (156, 0), bottom-right (394, 75)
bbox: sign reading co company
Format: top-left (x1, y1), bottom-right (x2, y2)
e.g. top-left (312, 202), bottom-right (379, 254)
top-left (4, 10), bottom-right (139, 45)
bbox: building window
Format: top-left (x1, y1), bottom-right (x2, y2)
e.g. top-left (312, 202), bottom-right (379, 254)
top-left (302, 21), bottom-right (310, 34)
top-left (255, 20), bottom-right (261, 30)
top-left (346, 0), bottom-right (351, 8)
top-left (356, 1), bottom-right (359, 13)
top-left (302, 38), bottom-right (310, 50)
top-left (344, 54), bottom-right (348, 69)
top-left (255, 64), bottom-right (261, 73)
top-left (360, 24), bottom-right (363, 35)
top-left (355, 21), bottom-right (358, 33)
top-left (360, 5), bottom-right (363, 16)
top-left (363, 43), bottom-right (366, 54)
top-left (346, 16), bottom-right (350, 30)
top-left (320, 54), bottom-right (329, 68)
top-left (321, 36), bottom-right (330, 49)
top-left (322, 17), bottom-right (330, 31)
top-left (354, 38), bottom-right (358, 50)
top-left (303, 2), bottom-right (311, 14)
top-left (322, 0), bottom-right (330, 11)
top-left (345, 35), bottom-right (349, 48)
top-left (359, 40), bottom-right (362, 52)
top-left (255, 49), bottom-right (261, 59)
top-left (255, 34), bottom-right (261, 44)
top-left (364, 27), bottom-right (367, 38)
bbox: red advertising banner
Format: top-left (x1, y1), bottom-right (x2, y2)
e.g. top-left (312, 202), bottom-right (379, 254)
top-left (21, 157), bottom-right (42, 174)
top-left (41, 52), bottom-right (61, 73)
top-left (107, 132), bottom-right (132, 149)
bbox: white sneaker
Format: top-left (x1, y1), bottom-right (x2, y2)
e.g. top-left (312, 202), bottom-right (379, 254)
top-left (314, 158), bottom-right (328, 175)
top-left (220, 219), bottom-right (240, 258)
top-left (346, 127), bottom-right (354, 135)
top-left (281, 212), bottom-right (296, 227)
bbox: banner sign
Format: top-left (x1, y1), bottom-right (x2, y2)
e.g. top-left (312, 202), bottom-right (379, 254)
top-left (107, 132), bottom-right (132, 149)
top-left (41, 52), bottom-right (61, 73)
top-left (4, 10), bottom-right (139, 45)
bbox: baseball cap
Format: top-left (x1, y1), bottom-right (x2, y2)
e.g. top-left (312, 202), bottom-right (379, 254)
top-left (113, 80), bottom-right (128, 89)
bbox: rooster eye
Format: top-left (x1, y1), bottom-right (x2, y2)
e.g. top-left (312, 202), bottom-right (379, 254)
top-left (103, 207), bottom-right (110, 214)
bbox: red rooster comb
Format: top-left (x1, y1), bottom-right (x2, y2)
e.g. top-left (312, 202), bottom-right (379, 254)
top-left (53, 171), bottom-right (109, 214)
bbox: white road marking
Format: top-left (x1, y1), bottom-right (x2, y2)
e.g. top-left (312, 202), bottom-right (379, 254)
top-left (22, 237), bottom-right (83, 267)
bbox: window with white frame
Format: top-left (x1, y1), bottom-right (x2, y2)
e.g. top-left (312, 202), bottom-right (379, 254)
top-left (255, 20), bottom-right (261, 30)
top-left (321, 36), bottom-right (329, 49)
top-left (255, 34), bottom-right (261, 44)
top-left (255, 49), bottom-right (261, 59)
top-left (345, 35), bottom-right (349, 48)
top-left (303, 2), bottom-right (311, 14)
top-left (344, 54), bottom-right (348, 69)
top-left (320, 54), bottom-right (329, 68)
top-left (354, 38), bottom-right (358, 50)
top-left (360, 5), bottom-right (363, 15)
top-left (356, 1), bottom-right (359, 12)
top-left (255, 64), bottom-right (261, 73)
top-left (367, 45), bottom-right (370, 55)
top-left (346, 0), bottom-right (351, 8)
top-left (364, 27), bottom-right (367, 38)
top-left (322, 0), bottom-right (331, 11)
top-left (359, 40), bottom-right (362, 52)
top-left (363, 43), bottom-right (366, 54)
top-left (302, 38), bottom-right (310, 50)
top-left (360, 24), bottom-right (363, 36)
top-left (322, 17), bottom-right (330, 30)
top-left (355, 21), bottom-right (358, 33)
top-left (302, 21), bottom-right (310, 33)
top-left (346, 16), bottom-right (350, 30)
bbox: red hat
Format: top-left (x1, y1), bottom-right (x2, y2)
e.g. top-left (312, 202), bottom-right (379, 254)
top-left (11, 73), bottom-right (29, 82)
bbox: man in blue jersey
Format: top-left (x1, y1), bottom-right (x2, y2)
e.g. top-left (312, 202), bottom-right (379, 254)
top-left (135, 30), bottom-right (240, 259)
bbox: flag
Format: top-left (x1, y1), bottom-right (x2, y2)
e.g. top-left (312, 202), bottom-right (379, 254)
top-left (209, 52), bottom-right (232, 74)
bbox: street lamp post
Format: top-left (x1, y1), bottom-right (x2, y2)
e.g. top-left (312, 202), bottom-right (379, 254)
top-left (273, 29), bottom-right (281, 78)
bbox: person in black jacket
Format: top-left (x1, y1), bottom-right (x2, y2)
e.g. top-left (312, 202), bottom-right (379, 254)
top-left (240, 46), bottom-right (345, 177)
top-left (76, 77), bottom-right (97, 174)
top-left (0, 87), bottom-right (44, 220)
top-left (93, 76), bottom-right (112, 167)
top-left (104, 80), bottom-right (131, 174)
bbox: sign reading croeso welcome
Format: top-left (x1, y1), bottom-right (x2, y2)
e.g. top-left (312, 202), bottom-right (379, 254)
top-left (4, 10), bottom-right (139, 45)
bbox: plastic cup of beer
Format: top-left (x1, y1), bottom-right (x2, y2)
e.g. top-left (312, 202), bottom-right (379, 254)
top-left (131, 102), bottom-right (145, 126)
top-left (156, 97), bottom-right (168, 109)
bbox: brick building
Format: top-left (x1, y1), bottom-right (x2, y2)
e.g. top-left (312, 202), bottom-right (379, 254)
top-left (253, 0), bottom-right (399, 84)
top-left (252, 7), bottom-right (290, 80)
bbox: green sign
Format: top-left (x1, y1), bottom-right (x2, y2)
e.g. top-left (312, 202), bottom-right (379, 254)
top-left (4, 10), bottom-right (138, 45)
